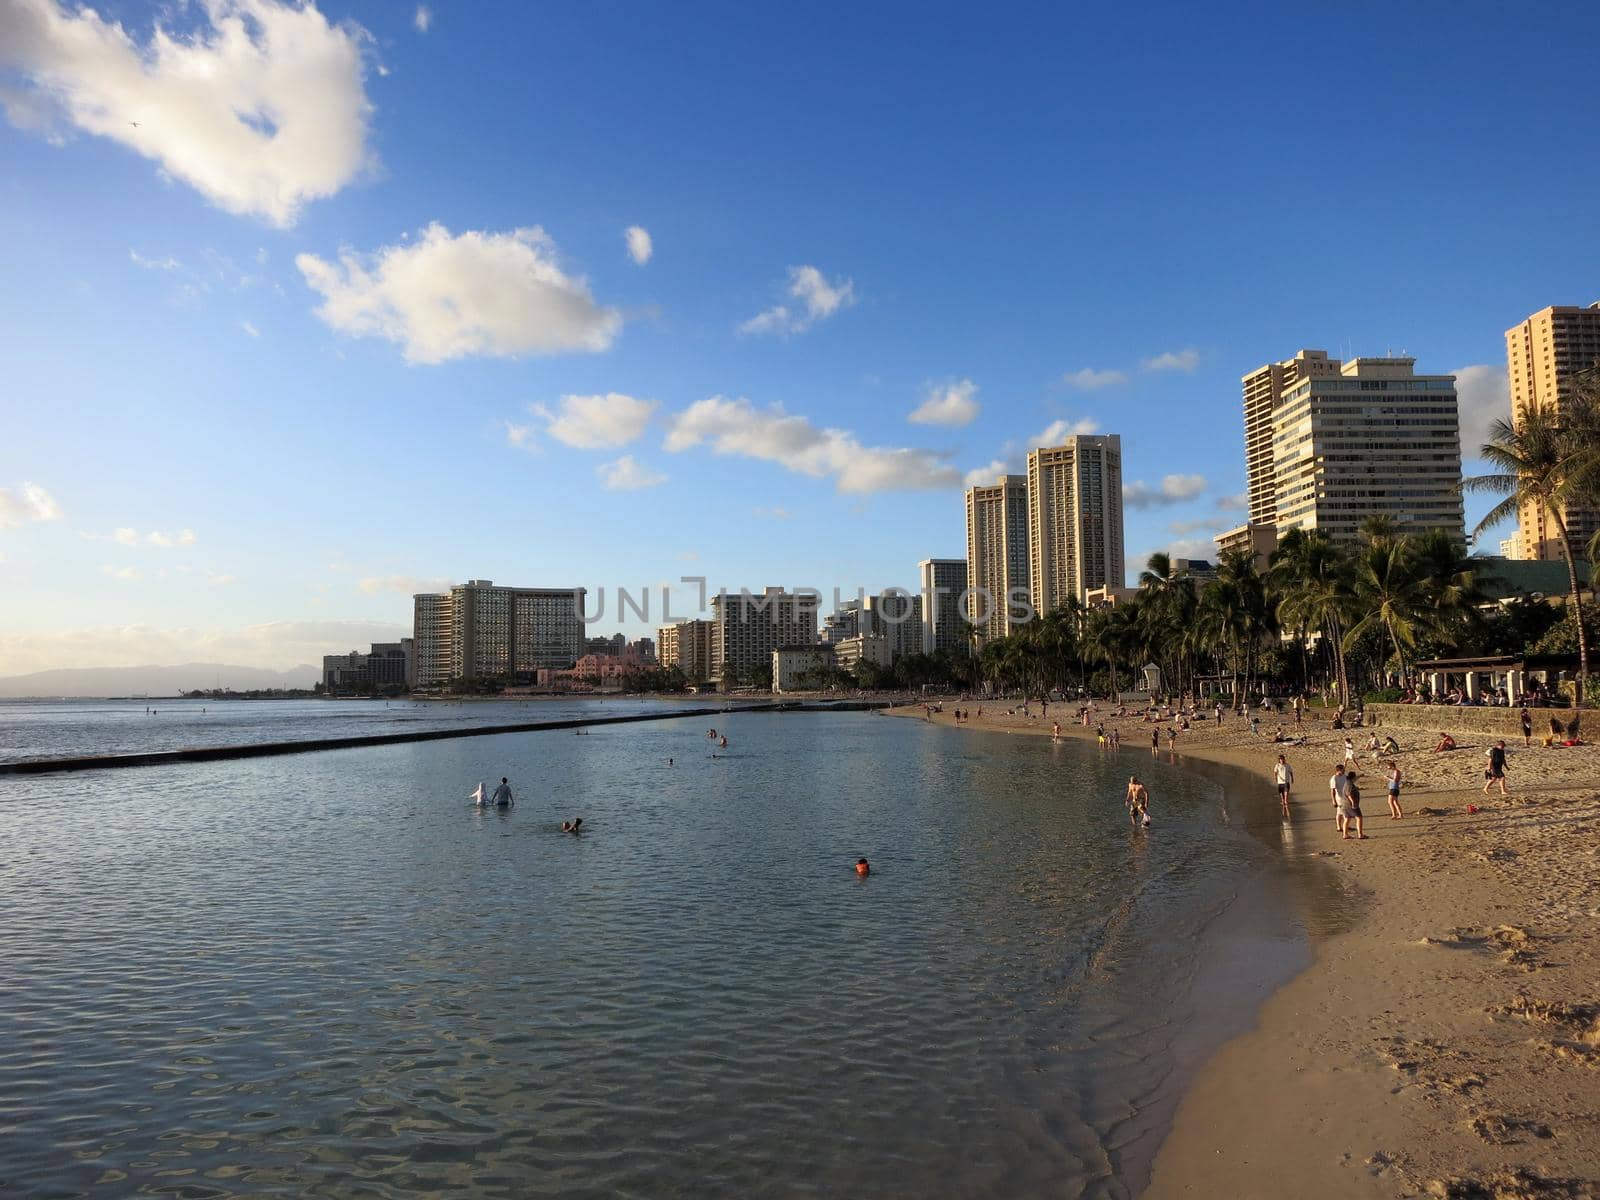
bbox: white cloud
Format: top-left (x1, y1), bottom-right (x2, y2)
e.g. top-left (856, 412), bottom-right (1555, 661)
top-left (533, 392), bottom-right (657, 449)
top-left (596, 455), bottom-right (667, 491)
top-left (1062, 367), bottom-right (1128, 391)
top-left (962, 459), bottom-right (1011, 488)
top-left (1126, 536), bottom-right (1217, 581)
top-left (909, 379), bottom-right (980, 427)
top-left (625, 225), bottom-right (653, 265)
top-left (0, 618), bottom-right (410, 674)
top-left (205, 570), bottom-right (237, 586)
top-left (1168, 517), bottom-right (1218, 536)
top-left (1452, 364), bottom-right (1510, 460)
top-left (1142, 348), bottom-right (1200, 374)
top-left (238, 319), bottom-right (260, 338)
top-left (297, 223), bottom-right (622, 364)
top-left (1030, 416), bottom-right (1101, 445)
top-left (1124, 474), bottom-right (1208, 510)
top-left (82, 527), bottom-right (196, 548)
top-left (99, 564), bottom-right (141, 581)
top-left (752, 505), bottom-right (791, 519)
top-left (358, 575), bottom-right (451, 595)
top-left (739, 265), bottom-right (856, 336)
top-left (664, 396), bottom-right (960, 494)
top-left (129, 249), bottom-right (179, 271)
top-left (1215, 492), bottom-right (1248, 512)
top-left (505, 421), bottom-right (539, 452)
top-left (0, 0), bottom-right (374, 227)
top-left (413, 5), bottom-right (432, 33)
top-left (0, 482), bottom-right (62, 529)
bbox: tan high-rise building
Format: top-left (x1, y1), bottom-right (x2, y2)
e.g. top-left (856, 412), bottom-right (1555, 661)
top-left (412, 580), bottom-right (587, 685)
top-left (657, 619), bottom-right (714, 683)
top-left (1026, 435), bottom-right (1125, 615)
top-left (710, 588), bottom-right (819, 687)
top-left (1269, 356), bottom-right (1464, 544)
top-left (964, 474), bottom-right (1029, 642)
top-left (1505, 303), bottom-right (1600, 560)
top-left (1241, 350), bottom-right (1342, 526)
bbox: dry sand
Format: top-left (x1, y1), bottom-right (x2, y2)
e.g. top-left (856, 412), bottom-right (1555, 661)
top-left (885, 700), bottom-right (1600, 1199)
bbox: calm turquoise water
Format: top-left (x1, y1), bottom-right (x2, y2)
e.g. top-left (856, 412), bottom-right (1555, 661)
top-left (0, 708), bottom-right (1320, 1198)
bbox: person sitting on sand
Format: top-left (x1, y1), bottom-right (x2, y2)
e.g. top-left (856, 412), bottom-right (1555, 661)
top-left (1381, 735), bottom-right (1400, 755)
top-left (1433, 732), bottom-right (1456, 753)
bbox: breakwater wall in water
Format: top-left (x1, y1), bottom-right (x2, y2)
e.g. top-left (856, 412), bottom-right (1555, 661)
top-left (0, 701), bottom-right (889, 776)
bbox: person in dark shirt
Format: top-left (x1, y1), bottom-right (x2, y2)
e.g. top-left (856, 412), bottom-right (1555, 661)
top-left (1483, 741), bottom-right (1509, 796)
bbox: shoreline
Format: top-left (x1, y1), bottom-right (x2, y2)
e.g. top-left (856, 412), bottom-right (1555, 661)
top-left (884, 702), bottom-right (1600, 1198)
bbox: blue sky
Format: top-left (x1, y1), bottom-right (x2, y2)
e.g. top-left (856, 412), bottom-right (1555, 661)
top-left (2, 0), bottom-right (1598, 671)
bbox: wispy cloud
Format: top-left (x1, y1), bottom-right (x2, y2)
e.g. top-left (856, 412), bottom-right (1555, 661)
top-left (0, 618), bottom-right (412, 674)
top-left (597, 455), bottom-right (667, 491)
top-left (1168, 517), bottom-right (1218, 536)
top-left (358, 575), bottom-right (452, 596)
top-left (665, 396), bottom-right (960, 494)
top-left (1142, 348), bottom-right (1200, 374)
top-left (129, 249), bottom-right (179, 271)
top-left (752, 505), bottom-right (791, 519)
top-left (909, 379), bottom-right (980, 428)
top-left (739, 265), bottom-right (856, 336)
top-left (1031, 416), bottom-right (1100, 445)
top-left (505, 421), bottom-right (540, 452)
top-left (413, 5), bottom-right (433, 33)
top-left (238, 320), bottom-right (260, 338)
top-left (0, 0), bottom-right (375, 227)
top-left (99, 564), bottom-right (142, 581)
top-left (0, 482), bottom-right (62, 529)
top-left (1215, 492), bottom-right (1248, 512)
top-left (1123, 474), bottom-right (1208, 509)
top-left (82, 527), bottom-right (196, 548)
top-left (1062, 367), bottom-right (1128, 391)
top-left (298, 223), bottom-right (622, 364)
top-left (625, 225), bottom-right (653, 265)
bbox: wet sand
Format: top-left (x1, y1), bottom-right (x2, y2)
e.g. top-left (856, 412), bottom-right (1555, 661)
top-left (886, 701), bottom-right (1600, 1199)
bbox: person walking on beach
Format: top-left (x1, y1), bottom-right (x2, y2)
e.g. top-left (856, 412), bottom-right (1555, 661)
top-left (1483, 740), bottom-right (1509, 796)
top-left (1520, 707), bottom-right (1533, 747)
top-left (1341, 770), bottom-right (1366, 840)
top-left (1384, 761), bottom-right (1403, 819)
top-left (491, 777), bottom-right (514, 808)
top-left (1273, 754), bottom-right (1294, 819)
top-left (1343, 737), bottom-right (1356, 764)
top-left (1329, 763), bottom-right (1348, 832)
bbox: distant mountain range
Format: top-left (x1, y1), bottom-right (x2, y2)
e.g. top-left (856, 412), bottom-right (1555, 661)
top-left (0, 663), bottom-right (320, 698)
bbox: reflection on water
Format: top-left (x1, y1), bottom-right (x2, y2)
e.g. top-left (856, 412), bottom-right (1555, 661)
top-left (0, 712), bottom-right (1325, 1198)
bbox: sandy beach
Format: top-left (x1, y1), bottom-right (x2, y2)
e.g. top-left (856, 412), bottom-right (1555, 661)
top-left (886, 700), bottom-right (1600, 1199)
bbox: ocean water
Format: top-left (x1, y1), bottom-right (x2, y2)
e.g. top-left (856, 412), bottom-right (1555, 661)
top-left (0, 706), bottom-right (1327, 1199)
top-left (0, 698), bottom-right (706, 764)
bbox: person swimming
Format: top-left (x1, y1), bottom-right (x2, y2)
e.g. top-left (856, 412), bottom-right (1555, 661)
top-left (855, 857), bottom-right (870, 876)
top-left (561, 817), bottom-right (584, 835)
top-left (719, 736), bottom-right (728, 748)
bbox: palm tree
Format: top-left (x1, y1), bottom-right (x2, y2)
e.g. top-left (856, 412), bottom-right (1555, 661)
top-left (1461, 404), bottom-right (1591, 711)
top-left (1269, 529), bottom-right (1353, 705)
top-left (1344, 535), bottom-right (1430, 683)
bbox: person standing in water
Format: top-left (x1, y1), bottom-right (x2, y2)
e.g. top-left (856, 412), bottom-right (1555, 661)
top-left (1273, 754), bottom-right (1294, 819)
top-left (491, 777), bottom-right (514, 807)
top-left (469, 781), bottom-right (488, 806)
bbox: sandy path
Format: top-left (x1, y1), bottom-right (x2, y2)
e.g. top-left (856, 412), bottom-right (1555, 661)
top-left (885, 700), bottom-right (1600, 1199)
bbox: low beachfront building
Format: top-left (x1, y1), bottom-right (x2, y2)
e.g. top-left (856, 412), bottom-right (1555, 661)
top-left (832, 633), bottom-right (893, 675)
top-left (772, 644), bottom-right (837, 693)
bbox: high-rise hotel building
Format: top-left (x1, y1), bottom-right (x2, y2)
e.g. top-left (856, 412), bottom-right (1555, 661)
top-left (918, 557), bottom-right (967, 655)
top-left (1232, 351), bottom-right (1464, 546)
top-left (657, 619), bottom-right (714, 683)
top-left (1026, 435), bottom-right (1125, 615)
top-left (1505, 303), bottom-right (1600, 560)
top-left (709, 588), bottom-right (819, 686)
top-left (412, 580), bottom-right (586, 685)
top-left (964, 475), bottom-right (1030, 641)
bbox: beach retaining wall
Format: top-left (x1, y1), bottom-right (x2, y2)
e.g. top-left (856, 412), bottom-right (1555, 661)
top-left (0, 701), bottom-right (888, 776)
top-left (1362, 703), bottom-right (1556, 736)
